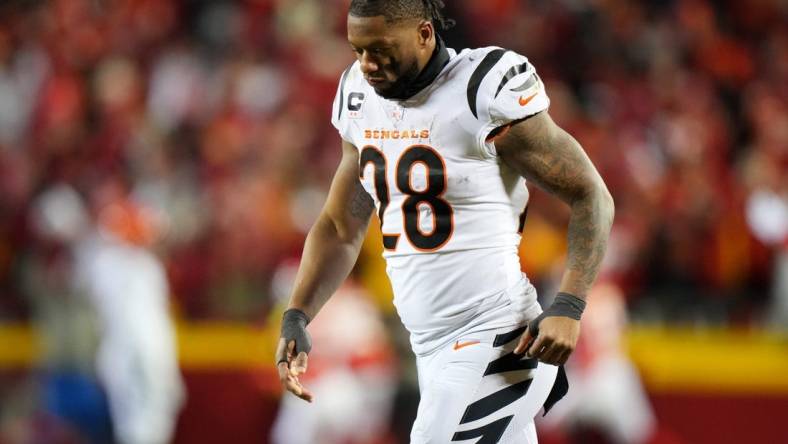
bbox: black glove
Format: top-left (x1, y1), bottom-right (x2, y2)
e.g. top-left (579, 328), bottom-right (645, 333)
top-left (279, 308), bottom-right (312, 363)
top-left (528, 292), bottom-right (586, 336)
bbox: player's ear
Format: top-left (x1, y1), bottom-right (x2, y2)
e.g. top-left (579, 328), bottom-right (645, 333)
top-left (417, 20), bottom-right (433, 47)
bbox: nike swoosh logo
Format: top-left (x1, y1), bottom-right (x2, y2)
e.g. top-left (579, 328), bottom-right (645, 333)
top-left (518, 92), bottom-right (538, 107)
top-left (453, 340), bottom-right (481, 351)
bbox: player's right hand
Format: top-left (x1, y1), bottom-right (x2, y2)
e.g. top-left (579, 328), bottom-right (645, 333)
top-left (275, 308), bottom-right (314, 402)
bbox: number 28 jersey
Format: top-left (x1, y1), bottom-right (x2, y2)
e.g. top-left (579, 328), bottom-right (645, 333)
top-left (331, 47), bottom-right (550, 355)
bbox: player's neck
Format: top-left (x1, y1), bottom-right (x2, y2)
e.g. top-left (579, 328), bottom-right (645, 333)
top-left (390, 34), bottom-right (450, 101)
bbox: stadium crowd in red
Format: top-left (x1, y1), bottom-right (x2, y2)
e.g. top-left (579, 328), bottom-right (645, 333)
top-left (1, 0), bottom-right (786, 325)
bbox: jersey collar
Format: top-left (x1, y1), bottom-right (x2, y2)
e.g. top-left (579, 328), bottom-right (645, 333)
top-left (389, 35), bottom-right (451, 101)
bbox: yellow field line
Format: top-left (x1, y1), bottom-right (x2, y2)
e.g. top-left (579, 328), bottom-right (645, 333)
top-left (176, 322), bottom-right (279, 368)
top-left (625, 327), bottom-right (788, 395)
top-left (0, 324), bottom-right (41, 366)
top-left (0, 323), bottom-right (279, 370)
top-left (2, 323), bottom-right (787, 394)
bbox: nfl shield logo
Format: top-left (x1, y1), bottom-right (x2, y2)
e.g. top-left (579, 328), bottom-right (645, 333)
top-left (386, 103), bottom-right (405, 122)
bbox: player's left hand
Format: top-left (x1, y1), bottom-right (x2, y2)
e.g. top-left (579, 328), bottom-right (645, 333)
top-left (515, 292), bottom-right (585, 365)
top-left (515, 316), bottom-right (580, 366)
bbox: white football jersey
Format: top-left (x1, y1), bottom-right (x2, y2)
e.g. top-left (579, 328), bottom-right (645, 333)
top-left (331, 46), bottom-right (549, 355)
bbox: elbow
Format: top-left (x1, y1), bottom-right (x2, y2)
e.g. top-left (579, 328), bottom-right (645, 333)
top-left (596, 181), bottom-right (615, 228)
top-left (319, 212), bottom-right (364, 246)
top-left (573, 178), bottom-right (614, 228)
top-left (570, 178), bottom-right (616, 232)
top-left (336, 224), bottom-right (364, 246)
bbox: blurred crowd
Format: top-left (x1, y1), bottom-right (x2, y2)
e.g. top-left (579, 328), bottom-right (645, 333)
top-left (1, 0), bottom-right (787, 328)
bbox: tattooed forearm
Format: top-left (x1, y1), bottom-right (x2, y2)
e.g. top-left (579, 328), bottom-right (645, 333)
top-left (348, 179), bottom-right (375, 220)
top-left (564, 188), bottom-right (614, 295)
top-left (495, 111), bottom-right (615, 298)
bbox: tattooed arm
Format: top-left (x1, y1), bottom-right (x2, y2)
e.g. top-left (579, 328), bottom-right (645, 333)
top-left (277, 139), bottom-right (374, 401)
top-left (493, 111), bottom-right (615, 364)
top-left (285, 139), bottom-right (374, 319)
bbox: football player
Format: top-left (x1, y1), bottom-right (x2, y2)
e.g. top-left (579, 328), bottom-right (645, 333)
top-left (276, 1), bottom-right (614, 442)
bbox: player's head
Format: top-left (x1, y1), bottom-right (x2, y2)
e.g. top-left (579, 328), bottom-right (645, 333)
top-left (348, 0), bottom-right (454, 99)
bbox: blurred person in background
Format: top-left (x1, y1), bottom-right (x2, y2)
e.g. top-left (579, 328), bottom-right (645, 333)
top-left (276, 1), bottom-right (614, 443)
top-left (33, 183), bottom-right (184, 444)
top-left (741, 148), bottom-right (788, 327)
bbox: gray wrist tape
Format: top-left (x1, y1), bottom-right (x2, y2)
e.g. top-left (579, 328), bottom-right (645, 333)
top-left (281, 308), bottom-right (312, 355)
top-left (549, 292), bottom-right (586, 320)
top-left (528, 292), bottom-right (586, 336)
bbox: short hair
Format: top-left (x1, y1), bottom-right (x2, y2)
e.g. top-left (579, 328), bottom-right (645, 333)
top-left (349, 0), bottom-right (455, 31)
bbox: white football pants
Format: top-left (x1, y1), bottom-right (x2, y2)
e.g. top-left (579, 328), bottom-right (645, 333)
top-left (411, 325), bottom-right (561, 444)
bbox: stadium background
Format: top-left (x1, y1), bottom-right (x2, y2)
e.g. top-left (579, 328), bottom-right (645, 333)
top-left (0, 0), bottom-right (786, 443)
